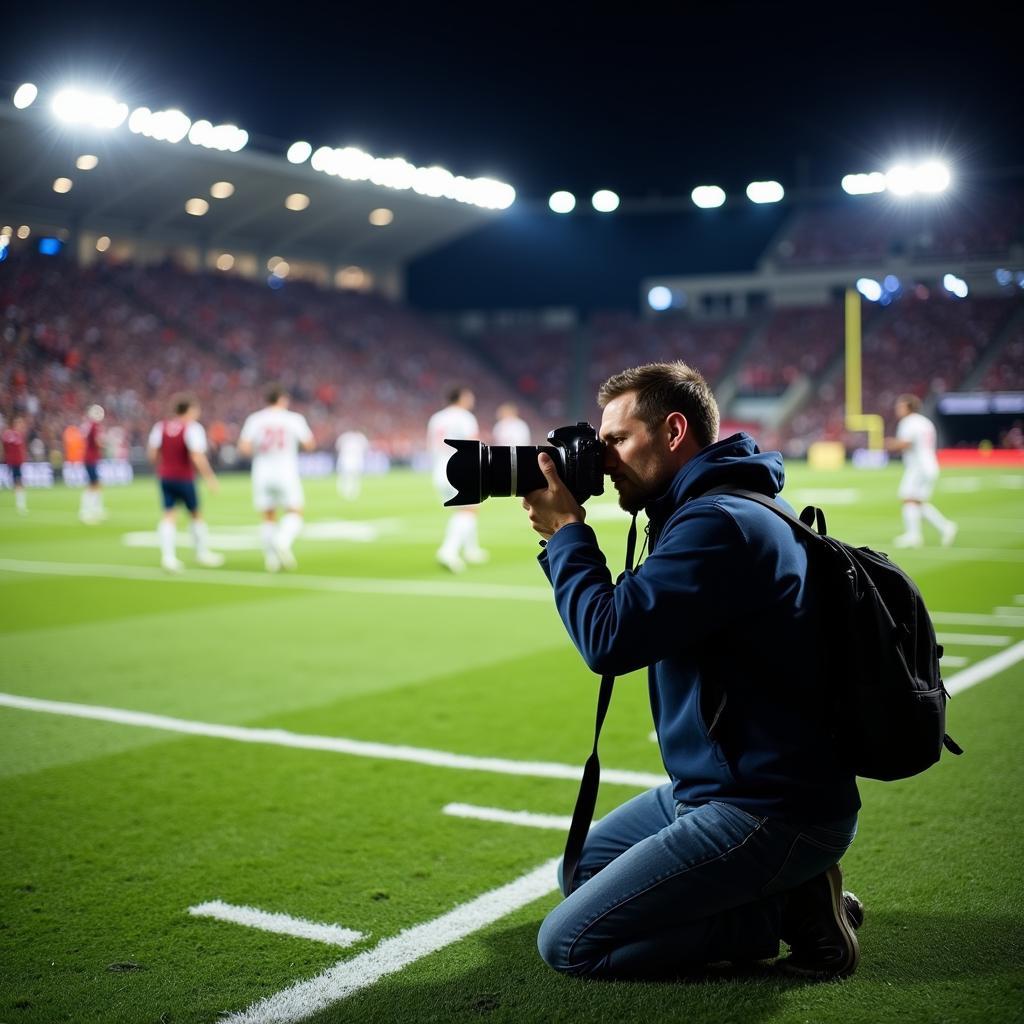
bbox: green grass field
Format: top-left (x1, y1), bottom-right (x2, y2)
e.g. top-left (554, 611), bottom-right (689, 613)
top-left (1, 464), bottom-right (1022, 1024)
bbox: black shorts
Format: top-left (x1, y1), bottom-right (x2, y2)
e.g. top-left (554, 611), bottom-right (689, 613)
top-left (160, 478), bottom-right (198, 513)
top-left (9, 465), bottom-right (22, 485)
top-left (85, 462), bottom-right (100, 485)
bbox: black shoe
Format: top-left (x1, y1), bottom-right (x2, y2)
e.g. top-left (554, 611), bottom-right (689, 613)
top-left (779, 864), bottom-right (860, 978)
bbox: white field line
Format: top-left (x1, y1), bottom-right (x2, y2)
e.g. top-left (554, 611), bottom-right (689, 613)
top-left (994, 607), bottom-right (1024, 618)
top-left (941, 656), bottom-right (969, 669)
top-left (443, 803), bottom-right (573, 831)
top-left (931, 612), bottom-right (1024, 627)
top-left (945, 639), bottom-right (1024, 696)
top-left (936, 632), bottom-right (1010, 648)
top-left (222, 857), bottom-right (560, 1024)
top-left (1017, 596), bottom-right (1024, 605)
top-left (0, 693), bottom-right (665, 790)
top-left (188, 901), bottom-right (365, 947)
top-left (0, 558), bottom-right (551, 603)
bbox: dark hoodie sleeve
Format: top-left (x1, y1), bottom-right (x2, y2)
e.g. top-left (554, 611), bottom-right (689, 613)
top-left (541, 506), bottom-right (747, 676)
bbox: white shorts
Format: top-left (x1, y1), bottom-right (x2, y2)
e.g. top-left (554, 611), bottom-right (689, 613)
top-left (898, 466), bottom-right (938, 502)
top-left (253, 473), bottom-right (304, 511)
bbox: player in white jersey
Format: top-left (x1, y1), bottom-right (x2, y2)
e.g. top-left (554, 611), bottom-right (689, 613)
top-left (427, 387), bottom-right (488, 573)
top-left (886, 394), bottom-right (957, 548)
top-left (238, 386), bottom-right (315, 571)
top-left (492, 402), bottom-right (531, 447)
top-left (335, 429), bottom-right (370, 500)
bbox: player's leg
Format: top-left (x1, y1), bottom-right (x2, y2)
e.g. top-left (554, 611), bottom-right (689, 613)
top-left (460, 506), bottom-right (489, 564)
top-left (187, 484), bottom-right (224, 567)
top-left (158, 482), bottom-right (183, 572)
top-left (895, 470), bottom-right (925, 547)
top-left (261, 510), bottom-right (281, 572)
top-left (274, 477), bottom-right (304, 569)
top-left (917, 471), bottom-right (957, 544)
top-left (13, 467), bottom-right (27, 514)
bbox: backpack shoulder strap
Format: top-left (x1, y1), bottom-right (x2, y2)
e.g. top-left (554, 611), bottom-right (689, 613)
top-left (698, 485), bottom-right (826, 544)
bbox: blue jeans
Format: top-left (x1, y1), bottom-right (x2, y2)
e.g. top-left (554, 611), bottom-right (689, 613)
top-left (537, 783), bottom-right (857, 978)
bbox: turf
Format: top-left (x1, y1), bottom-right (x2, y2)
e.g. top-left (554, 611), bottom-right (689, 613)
top-left (1, 464), bottom-right (1022, 1024)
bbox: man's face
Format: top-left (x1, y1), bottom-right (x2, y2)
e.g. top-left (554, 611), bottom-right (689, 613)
top-left (599, 393), bottom-right (676, 513)
top-left (895, 400), bottom-right (909, 419)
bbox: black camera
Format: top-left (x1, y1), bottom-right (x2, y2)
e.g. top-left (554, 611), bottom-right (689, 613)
top-left (443, 422), bottom-right (606, 506)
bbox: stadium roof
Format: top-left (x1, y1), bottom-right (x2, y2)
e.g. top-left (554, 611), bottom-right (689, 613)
top-left (0, 105), bottom-right (506, 270)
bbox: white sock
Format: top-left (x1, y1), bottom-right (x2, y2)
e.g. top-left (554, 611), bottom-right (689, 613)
top-left (902, 504), bottom-right (923, 538)
top-left (159, 519), bottom-right (176, 560)
top-left (79, 491), bottom-right (89, 515)
top-left (921, 503), bottom-right (950, 530)
top-left (439, 514), bottom-right (462, 558)
top-left (15, 488), bottom-right (26, 512)
top-left (191, 519), bottom-right (210, 557)
top-left (261, 521), bottom-right (277, 557)
top-left (93, 490), bottom-right (104, 515)
top-left (277, 512), bottom-right (303, 549)
top-left (460, 512), bottom-right (481, 554)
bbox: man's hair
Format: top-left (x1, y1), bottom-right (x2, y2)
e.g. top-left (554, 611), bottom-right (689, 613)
top-left (897, 393), bottom-right (922, 413)
top-left (598, 362), bottom-right (720, 449)
top-left (448, 387), bottom-right (470, 405)
top-left (266, 384), bottom-right (286, 405)
top-left (172, 393), bottom-right (197, 416)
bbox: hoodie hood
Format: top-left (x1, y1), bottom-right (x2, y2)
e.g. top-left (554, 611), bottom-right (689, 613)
top-left (646, 432), bottom-right (785, 526)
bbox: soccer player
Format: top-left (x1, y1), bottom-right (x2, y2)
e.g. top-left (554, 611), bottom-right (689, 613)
top-left (79, 404), bottom-right (107, 524)
top-left (492, 402), bottom-right (531, 447)
top-left (886, 394), bottom-right (957, 548)
top-left (427, 387), bottom-right (488, 572)
top-left (147, 395), bottom-right (224, 573)
top-left (335, 429), bottom-right (370, 500)
top-left (2, 416), bottom-right (28, 515)
top-left (238, 386), bottom-right (315, 572)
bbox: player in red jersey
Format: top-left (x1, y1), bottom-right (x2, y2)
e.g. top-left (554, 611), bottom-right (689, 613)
top-left (147, 395), bottom-right (223, 573)
top-left (79, 404), bottom-right (107, 525)
top-left (2, 415), bottom-right (28, 515)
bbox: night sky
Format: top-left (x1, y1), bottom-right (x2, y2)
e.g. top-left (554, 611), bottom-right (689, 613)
top-left (3, 3), bottom-right (1021, 201)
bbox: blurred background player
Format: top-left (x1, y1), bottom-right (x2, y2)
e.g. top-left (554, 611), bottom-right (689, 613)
top-left (238, 385), bottom-right (315, 572)
top-left (2, 416), bottom-right (28, 515)
top-left (492, 402), bottom-right (531, 447)
top-left (427, 387), bottom-right (488, 572)
top-left (79, 404), bottom-right (107, 525)
top-left (886, 393), bottom-right (957, 548)
top-left (147, 395), bottom-right (224, 573)
top-left (335, 428), bottom-right (370, 500)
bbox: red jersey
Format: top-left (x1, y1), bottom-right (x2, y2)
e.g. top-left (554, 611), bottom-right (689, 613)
top-left (154, 419), bottom-right (196, 480)
top-left (2, 428), bottom-right (26, 467)
top-left (85, 421), bottom-right (102, 464)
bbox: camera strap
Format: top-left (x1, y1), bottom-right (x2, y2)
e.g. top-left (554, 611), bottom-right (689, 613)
top-left (561, 512), bottom-right (639, 894)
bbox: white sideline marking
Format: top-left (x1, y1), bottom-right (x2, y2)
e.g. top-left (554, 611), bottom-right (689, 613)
top-left (0, 558), bottom-right (551, 603)
top-left (945, 639), bottom-right (1024, 696)
top-left (936, 632), bottom-right (1010, 647)
top-left (994, 607), bottom-right (1024, 619)
top-left (0, 693), bottom-right (665, 790)
top-left (789, 488), bottom-right (860, 505)
top-left (122, 520), bottom-right (388, 550)
top-left (941, 656), bottom-right (969, 668)
top-left (932, 612), bottom-right (1024, 627)
top-left (188, 901), bottom-right (364, 947)
top-left (222, 857), bottom-right (560, 1024)
top-left (443, 803), bottom-right (573, 831)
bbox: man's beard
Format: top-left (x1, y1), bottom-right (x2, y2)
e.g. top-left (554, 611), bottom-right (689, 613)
top-left (614, 481), bottom-right (646, 514)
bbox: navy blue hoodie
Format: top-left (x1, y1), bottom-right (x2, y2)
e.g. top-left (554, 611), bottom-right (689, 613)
top-left (539, 433), bottom-right (860, 824)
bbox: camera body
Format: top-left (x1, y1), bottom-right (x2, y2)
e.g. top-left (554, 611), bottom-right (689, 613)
top-left (444, 421), bottom-right (605, 506)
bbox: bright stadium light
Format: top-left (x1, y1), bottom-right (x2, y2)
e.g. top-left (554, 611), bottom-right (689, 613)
top-left (215, 253), bottom-right (235, 271)
top-left (841, 172), bottom-right (886, 195)
top-left (856, 278), bottom-right (883, 302)
top-left (210, 181), bottom-right (235, 199)
top-left (52, 88), bottom-right (128, 129)
top-left (287, 141), bottom-right (313, 164)
top-left (52, 177), bottom-right (73, 194)
top-left (17, 225), bottom-right (31, 239)
top-left (369, 208), bottom-right (394, 226)
top-left (745, 180), bottom-right (785, 204)
top-left (647, 286), bottom-right (672, 311)
top-left (592, 189), bottom-right (620, 212)
top-left (943, 272), bottom-right (969, 298)
top-left (128, 107), bottom-right (192, 143)
top-left (271, 260), bottom-right (290, 279)
top-left (691, 185), bottom-right (726, 209)
top-left (285, 193), bottom-right (310, 211)
top-left (885, 164), bottom-right (917, 196)
top-left (188, 120), bottom-right (248, 152)
top-left (914, 160), bottom-right (951, 193)
top-left (13, 83), bottom-right (38, 109)
top-left (549, 191), bottom-right (576, 214)
top-left (883, 274), bottom-right (901, 293)
top-left (184, 197), bottom-right (209, 216)
top-left (96, 236), bottom-right (111, 252)
top-left (76, 154), bottom-right (99, 170)
top-left (336, 265), bottom-right (368, 289)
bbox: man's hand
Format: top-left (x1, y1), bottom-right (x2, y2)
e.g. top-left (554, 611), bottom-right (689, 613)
top-left (521, 453), bottom-right (585, 539)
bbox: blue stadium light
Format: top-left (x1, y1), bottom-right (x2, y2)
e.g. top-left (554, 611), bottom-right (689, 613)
top-left (691, 185), bottom-right (726, 209)
top-left (267, 274), bottom-right (284, 290)
top-left (12, 83), bottom-right (38, 110)
top-left (942, 273), bottom-right (968, 299)
top-left (856, 278), bottom-right (883, 302)
top-left (647, 286), bottom-right (672, 311)
top-left (548, 191), bottom-right (576, 214)
top-left (994, 268), bottom-right (1013, 287)
top-left (38, 237), bottom-right (63, 256)
top-left (745, 180), bottom-right (784, 204)
top-left (592, 190), bottom-right (620, 213)
top-left (883, 274), bottom-right (901, 293)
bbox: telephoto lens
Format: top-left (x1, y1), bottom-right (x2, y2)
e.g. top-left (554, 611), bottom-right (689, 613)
top-left (443, 422), bottom-right (605, 506)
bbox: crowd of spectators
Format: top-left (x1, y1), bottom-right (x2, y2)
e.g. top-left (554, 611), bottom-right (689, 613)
top-left (735, 307), bottom-right (843, 396)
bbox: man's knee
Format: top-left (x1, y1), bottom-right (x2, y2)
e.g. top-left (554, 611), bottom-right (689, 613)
top-left (537, 910), bottom-right (587, 976)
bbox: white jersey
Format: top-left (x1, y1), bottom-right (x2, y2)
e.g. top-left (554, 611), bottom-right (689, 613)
top-left (240, 407), bottom-right (313, 477)
top-left (336, 431), bottom-right (369, 469)
top-left (493, 416), bottom-right (531, 447)
top-left (897, 412), bottom-right (939, 476)
top-left (427, 404), bottom-right (478, 495)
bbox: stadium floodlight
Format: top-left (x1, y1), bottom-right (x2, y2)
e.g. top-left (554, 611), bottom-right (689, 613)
top-left (369, 208), bottom-right (394, 226)
top-left (75, 154), bottom-right (99, 171)
top-left (209, 181), bottom-right (235, 200)
top-left (942, 272), bottom-right (969, 298)
top-left (883, 274), bottom-right (901, 293)
top-left (184, 197), bottom-right (209, 216)
top-left (287, 141), bottom-right (313, 164)
top-left (52, 177), bottom-right (73, 194)
top-left (215, 253), bottom-right (235, 271)
top-left (549, 191), bottom-right (576, 214)
top-left (17, 225), bottom-right (31, 239)
top-left (13, 83), bottom-right (38, 109)
top-left (913, 160), bottom-right (951, 194)
top-left (885, 164), bottom-right (918, 197)
top-left (592, 189), bottom-right (620, 212)
top-left (745, 180), bottom-right (784, 204)
top-left (128, 107), bottom-right (191, 143)
top-left (691, 185), bottom-right (726, 209)
top-left (284, 193), bottom-right (310, 211)
top-left (647, 286), bottom-right (672, 311)
top-left (188, 120), bottom-right (248, 153)
top-left (271, 260), bottom-right (290, 279)
top-left (95, 236), bottom-right (111, 252)
top-left (841, 172), bottom-right (886, 195)
top-left (856, 277), bottom-right (883, 302)
top-left (52, 88), bottom-right (128, 129)
top-left (336, 265), bottom-right (368, 289)
top-left (995, 268), bottom-right (1013, 287)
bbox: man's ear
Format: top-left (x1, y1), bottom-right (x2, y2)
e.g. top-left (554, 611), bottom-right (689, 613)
top-left (665, 412), bottom-right (689, 452)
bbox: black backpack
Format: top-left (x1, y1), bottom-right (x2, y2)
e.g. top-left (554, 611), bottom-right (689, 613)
top-left (709, 487), bottom-right (963, 781)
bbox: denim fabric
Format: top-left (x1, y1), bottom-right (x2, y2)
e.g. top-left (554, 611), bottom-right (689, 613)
top-left (537, 783), bottom-right (856, 979)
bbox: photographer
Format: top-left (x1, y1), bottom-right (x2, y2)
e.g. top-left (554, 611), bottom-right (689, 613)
top-left (521, 362), bottom-right (862, 980)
